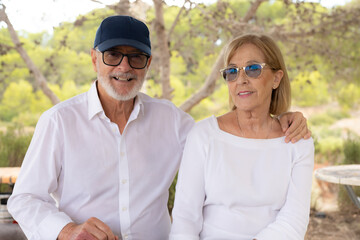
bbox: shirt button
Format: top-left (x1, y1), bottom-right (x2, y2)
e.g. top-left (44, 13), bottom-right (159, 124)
top-left (124, 234), bottom-right (128, 239)
top-left (122, 207), bottom-right (127, 211)
top-left (120, 152), bottom-right (125, 157)
top-left (122, 179), bottom-right (127, 184)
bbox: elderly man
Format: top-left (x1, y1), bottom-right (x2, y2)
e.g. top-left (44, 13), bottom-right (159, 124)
top-left (8, 15), bottom-right (310, 240)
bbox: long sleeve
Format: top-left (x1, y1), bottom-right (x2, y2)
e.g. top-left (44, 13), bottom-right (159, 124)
top-left (254, 139), bottom-right (314, 240)
top-left (169, 124), bottom-right (208, 240)
top-left (169, 116), bottom-right (314, 240)
top-left (8, 86), bottom-right (196, 240)
top-left (8, 113), bottom-right (72, 240)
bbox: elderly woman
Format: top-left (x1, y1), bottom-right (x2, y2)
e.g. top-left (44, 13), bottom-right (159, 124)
top-left (169, 34), bottom-right (314, 240)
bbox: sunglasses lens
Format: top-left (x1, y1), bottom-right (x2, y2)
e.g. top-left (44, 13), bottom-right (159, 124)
top-left (222, 68), bottom-right (238, 81)
top-left (245, 64), bottom-right (262, 78)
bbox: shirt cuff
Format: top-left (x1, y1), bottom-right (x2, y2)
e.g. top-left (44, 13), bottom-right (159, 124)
top-left (35, 212), bottom-right (73, 239)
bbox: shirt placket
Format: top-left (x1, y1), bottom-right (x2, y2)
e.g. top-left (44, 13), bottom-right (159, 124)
top-left (118, 133), bottom-right (131, 240)
top-left (106, 118), bottom-right (131, 238)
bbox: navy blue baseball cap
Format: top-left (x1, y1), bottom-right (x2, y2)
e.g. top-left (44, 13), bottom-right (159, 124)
top-left (94, 15), bottom-right (151, 55)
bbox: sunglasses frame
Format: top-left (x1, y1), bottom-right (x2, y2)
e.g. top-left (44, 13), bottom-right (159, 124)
top-left (220, 63), bottom-right (267, 82)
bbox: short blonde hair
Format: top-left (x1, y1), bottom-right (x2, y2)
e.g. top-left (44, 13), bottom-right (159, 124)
top-left (224, 33), bottom-right (291, 116)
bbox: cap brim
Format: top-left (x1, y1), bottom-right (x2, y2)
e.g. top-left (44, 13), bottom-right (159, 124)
top-left (97, 38), bottom-right (151, 55)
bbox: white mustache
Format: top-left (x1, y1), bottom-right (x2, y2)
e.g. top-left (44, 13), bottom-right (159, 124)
top-left (111, 73), bottom-right (137, 80)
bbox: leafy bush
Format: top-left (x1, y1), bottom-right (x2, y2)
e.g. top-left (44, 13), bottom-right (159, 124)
top-left (315, 136), bottom-right (344, 164)
top-left (343, 134), bottom-right (360, 164)
top-left (337, 83), bottom-right (360, 109)
top-left (0, 125), bottom-right (33, 167)
top-left (291, 71), bottom-right (330, 107)
top-left (326, 109), bottom-right (351, 120)
top-left (168, 174), bottom-right (178, 215)
top-left (0, 80), bottom-right (89, 125)
top-left (338, 134), bottom-right (360, 211)
top-left (312, 127), bottom-right (343, 164)
top-left (309, 109), bottom-right (350, 127)
top-left (309, 113), bottom-right (337, 127)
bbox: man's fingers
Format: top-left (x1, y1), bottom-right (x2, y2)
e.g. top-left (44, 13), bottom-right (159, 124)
top-left (285, 118), bottom-right (306, 143)
top-left (278, 113), bottom-right (290, 132)
top-left (87, 217), bottom-right (118, 240)
top-left (304, 129), bottom-right (312, 139)
top-left (74, 231), bottom-right (98, 240)
top-left (59, 218), bottom-right (118, 240)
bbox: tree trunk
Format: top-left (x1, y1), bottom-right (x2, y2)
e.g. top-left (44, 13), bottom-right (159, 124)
top-left (113, 0), bottom-right (131, 15)
top-left (0, 4), bottom-right (60, 105)
top-left (180, 48), bottom-right (225, 112)
top-left (153, 0), bottom-right (173, 100)
top-left (179, 0), bottom-right (265, 112)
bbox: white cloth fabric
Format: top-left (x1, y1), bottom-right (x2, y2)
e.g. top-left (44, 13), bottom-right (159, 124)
top-left (170, 116), bottom-right (314, 240)
top-left (8, 82), bottom-right (195, 240)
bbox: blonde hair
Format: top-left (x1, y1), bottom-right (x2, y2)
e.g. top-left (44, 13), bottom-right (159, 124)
top-left (224, 33), bottom-right (291, 116)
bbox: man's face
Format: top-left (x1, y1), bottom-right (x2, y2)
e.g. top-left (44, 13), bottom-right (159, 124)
top-left (91, 45), bottom-right (152, 101)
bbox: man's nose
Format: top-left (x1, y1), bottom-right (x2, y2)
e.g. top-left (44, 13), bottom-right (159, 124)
top-left (117, 56), bottom-right (132, 71)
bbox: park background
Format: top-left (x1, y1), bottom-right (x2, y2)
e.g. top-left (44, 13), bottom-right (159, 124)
top-left (0, 0), bottom-right (360, 239)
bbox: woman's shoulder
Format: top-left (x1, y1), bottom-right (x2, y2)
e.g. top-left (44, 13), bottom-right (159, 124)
top-left (289, 137), bottom-right (315, 159)
top-left (187, 116), bottom-right (217, 138)
top-left (292, 137), bottom-right (314, 147)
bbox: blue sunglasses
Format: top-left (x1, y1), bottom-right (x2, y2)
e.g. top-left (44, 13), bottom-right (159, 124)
top-left (220, 63), bottom-right (267, 82)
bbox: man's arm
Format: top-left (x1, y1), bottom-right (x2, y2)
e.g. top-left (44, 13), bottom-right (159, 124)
top-left (278, 111), bottom-right (311, 143)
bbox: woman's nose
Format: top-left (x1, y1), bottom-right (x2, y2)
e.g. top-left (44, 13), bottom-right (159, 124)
top-left (236, 70), bottom-right (248, 84)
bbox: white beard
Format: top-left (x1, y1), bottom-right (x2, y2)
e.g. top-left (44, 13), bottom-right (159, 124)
top-left (98, 75), bottom-right (145, 101)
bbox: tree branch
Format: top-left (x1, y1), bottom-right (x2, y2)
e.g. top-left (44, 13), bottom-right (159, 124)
top-left (167, 0), bottom-right (195, 42)
top-left (179, 47), bottom-right (225, 112)
top-left (243, 0), bottom-right (266, 22)
top-left (153, 0), bottom-right (173, 100)
top-left (0, 4), bottom-right (60, 105)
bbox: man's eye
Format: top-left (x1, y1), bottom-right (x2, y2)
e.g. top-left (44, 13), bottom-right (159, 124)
top-left (107, 52), bottom-right (122, 57)
top-left (130, 54), bottom-right (142, 59)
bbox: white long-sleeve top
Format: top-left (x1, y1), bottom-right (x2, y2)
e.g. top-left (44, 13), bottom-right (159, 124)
top-left (8, 82), bottom-right (195, 240)
top-left (170, 116), bottom-right (314, 240)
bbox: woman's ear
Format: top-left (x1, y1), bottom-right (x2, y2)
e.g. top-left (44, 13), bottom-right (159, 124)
top-left (273, 70), bottom-right (283, 89)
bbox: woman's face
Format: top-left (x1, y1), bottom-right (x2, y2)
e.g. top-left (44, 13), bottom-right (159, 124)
top-left (227, 43), bottom-right (283, 113)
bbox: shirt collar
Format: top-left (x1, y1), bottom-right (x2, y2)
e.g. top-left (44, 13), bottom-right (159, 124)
top-left (87, 81), bottom-right (145, 120)
top-left (87, 81), bottom-right (103, 120)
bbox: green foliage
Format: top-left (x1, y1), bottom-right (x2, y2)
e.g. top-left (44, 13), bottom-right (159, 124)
top-left (291, 71), bottom-right (330, 107)
top-left (337, 83), bottom-right (360, 109)
top-left (316, 136), bottom-right (344, 163)
top-left (50, 8), bottom-right (115, 53)
top-left (311, 125), bottom-right (343, 164)
top-left (0, 125), bottom-right (33, 167)
top-left (309, 113), bottom-right (337, 127)
top-left (168, 173), bottom-right (178, 215)
top-left (309, 109), bottom-right (350, 127)
top-left (0, 80), bottom-right (37, 121)
top-left (343, 134), bottom-right (360, 165)
top-left (338, 134), bottom-right (360, 211)
top-left (189, 83), bottom-right (229, 121)
top-left (0, 80), bottom-right (89, 125)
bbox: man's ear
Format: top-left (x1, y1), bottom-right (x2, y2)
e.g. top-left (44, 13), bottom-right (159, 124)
top-left (91, 48), bottom-right (98, 72)
top-left (146, 55), bottom-right (152, 69)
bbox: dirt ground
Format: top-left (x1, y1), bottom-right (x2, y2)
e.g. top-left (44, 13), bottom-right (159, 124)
top-left (307, 162), bottom-right (360, 240)
top-left (305, 209), bottom-right (360, 240)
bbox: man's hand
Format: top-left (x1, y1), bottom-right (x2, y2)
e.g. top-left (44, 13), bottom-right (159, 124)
top-left (278, 111), bottom-right (311, 143)
top-left (57, 217), bottom-right (119, 240)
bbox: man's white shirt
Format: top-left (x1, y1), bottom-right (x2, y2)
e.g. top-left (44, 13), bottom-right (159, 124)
top-left (8, 82), bottom-right (195, 240)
